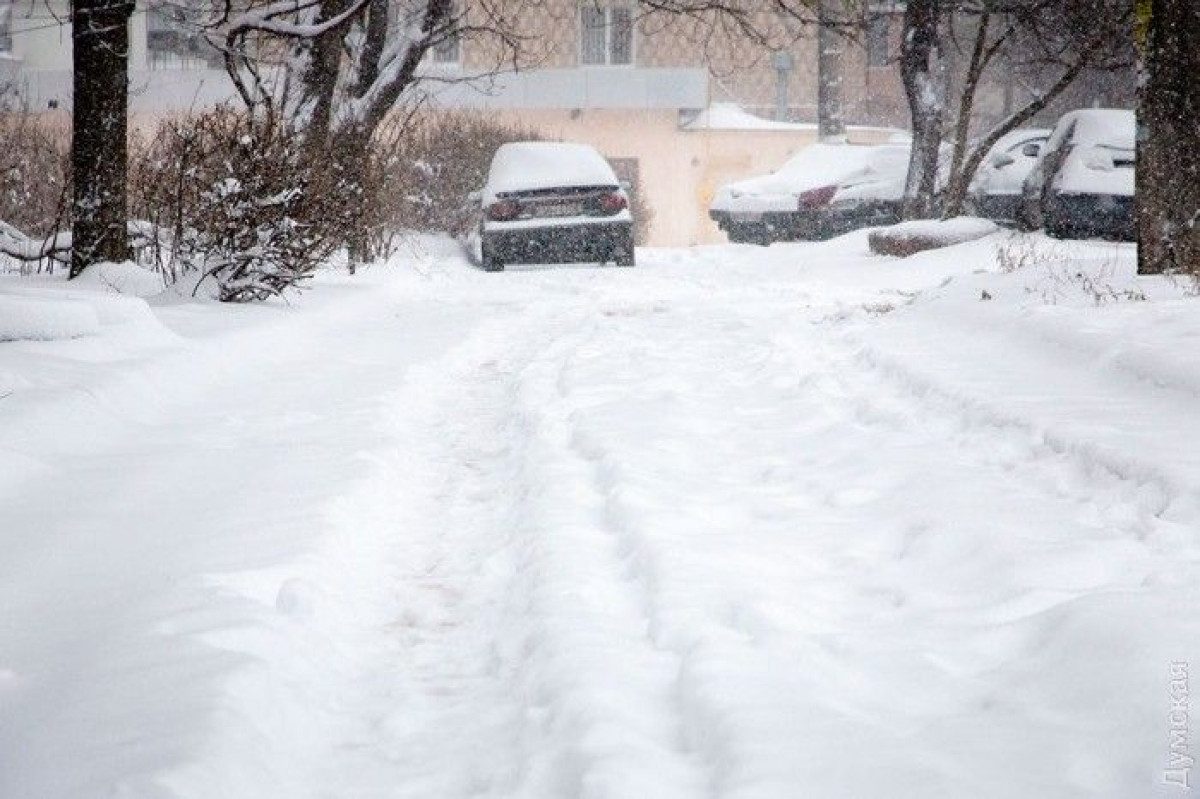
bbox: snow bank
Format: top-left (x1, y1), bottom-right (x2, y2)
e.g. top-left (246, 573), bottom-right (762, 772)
top-left (0, 295), bottom-right (100, 341)
top-left (869, 216), bottom-right (999, 256)
top-left (2, 234), bottom-right (1196, 799)
top-left (71, 260), bottom-right (167, 298)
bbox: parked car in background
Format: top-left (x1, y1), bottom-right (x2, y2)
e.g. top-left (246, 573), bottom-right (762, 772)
top-left (471, 142), bottom-right (634, 271)
top-left (967, 128), bottom-right (1051, 224)
top-left (709, 142), bottom-right (913, 245)
top-left (1018, 109), bottom-right (1136, 240)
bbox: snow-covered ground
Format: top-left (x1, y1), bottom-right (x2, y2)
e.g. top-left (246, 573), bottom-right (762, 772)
top-left (2, 232), bottom-right (1197, 798)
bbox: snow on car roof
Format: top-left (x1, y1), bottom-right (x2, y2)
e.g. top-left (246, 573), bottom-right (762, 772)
top-left (1058, 109), bottom-right (1136, 150)
top-left (753, 142), bottom-right (908, 190)
top-left (681, 102), bottom-right (906, 138)
top-left (778, 142), bottom-right (908, 179)
top-left (485, 142), bottom-right (619, 198)
top-left (712, 142), bottom-right (912, 207)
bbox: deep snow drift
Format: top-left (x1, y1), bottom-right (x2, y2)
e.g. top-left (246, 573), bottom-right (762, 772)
top-left (1, 232), bottom-right (1197, 798)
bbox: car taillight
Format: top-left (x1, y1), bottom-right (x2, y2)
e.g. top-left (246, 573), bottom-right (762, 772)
top-left (598, 193), bottom-right (628, 214)
top-left (797, 185), bottom-right (837, 209)
top-left (486, 199), bottom-right (520, 221)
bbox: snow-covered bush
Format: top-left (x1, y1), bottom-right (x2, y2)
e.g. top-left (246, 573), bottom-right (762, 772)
top-left (130, 109), bottom-right (346, 301)
top-left (0, 93), bottom-right (70, 274)
top-left (368, 111), bottom-right (547, 242)
top-left (0, 98), bottom-right (69, 241)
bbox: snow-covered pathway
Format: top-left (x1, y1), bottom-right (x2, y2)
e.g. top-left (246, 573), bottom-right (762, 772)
top-left (2, 235), bottom-right (1197, 798)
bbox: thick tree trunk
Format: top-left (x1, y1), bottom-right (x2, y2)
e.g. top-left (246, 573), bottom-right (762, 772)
top-left (817, 0), bottom-right (846, 142)
top-left (900, 0), bottom-right (944, 219)
top-left (70, 0), bottom-right (133, 278)
top-left (293, 0), bottom-right (351, 157)
top-left (1136, 0), bottom-right (1200, 275)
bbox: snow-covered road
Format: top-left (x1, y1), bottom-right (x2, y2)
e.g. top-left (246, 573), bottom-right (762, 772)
top-left (2, 234), bottom-right (1198, 798)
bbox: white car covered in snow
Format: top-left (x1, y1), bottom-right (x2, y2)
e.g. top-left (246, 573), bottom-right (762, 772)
top-left (471, 142), bottom-right (634, 272)
top-left (708, 142), bottom-right (912, 245)
top-left (967, 128), bottom-right (1051, 224)
top-left (1018, 109), bottom-right (1136, 240)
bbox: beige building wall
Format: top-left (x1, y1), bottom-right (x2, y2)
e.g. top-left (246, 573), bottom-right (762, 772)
top-left (467, 4), bottom-right (910, 128)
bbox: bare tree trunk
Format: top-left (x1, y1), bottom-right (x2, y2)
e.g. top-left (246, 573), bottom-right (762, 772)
top-left (940, 13), bottom-right (990, 218)
top-left (70, 0), bottom-right (133, 278)
top-left (900, 0), bottom-right (944, 219)
top-left (1136, 0), bottom-right (1200, 275)
top-left (940, 23), bottom-right (1109, 219)
top-left (817, 0), bottom-right (846, 141)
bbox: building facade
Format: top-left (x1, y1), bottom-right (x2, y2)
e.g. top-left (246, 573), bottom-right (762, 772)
top-left (0, 1), bottom-right (912, 244)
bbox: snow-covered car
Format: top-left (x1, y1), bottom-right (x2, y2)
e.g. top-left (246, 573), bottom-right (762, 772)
top-left (1018, 109), bottom-right (1135, 240)
top-left (472, 142), bottom-right (634, 271)
top-left (708, 142), bottom-right (912, 245)
top-left (967, 128), bottom-right (1050, 224)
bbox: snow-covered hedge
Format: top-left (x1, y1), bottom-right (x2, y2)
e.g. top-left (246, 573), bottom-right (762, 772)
top-left (0, 95), bottom-right (69, 244)
top-left (869, 217), bottom-right (999, 257)
top-left (130, 109), bottom-right (347, 302)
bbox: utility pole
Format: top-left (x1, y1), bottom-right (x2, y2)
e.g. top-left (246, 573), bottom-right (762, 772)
top-left (817, 0), bottom-right (847, 141)
top-left (773, 50), bottom-right (794, 121)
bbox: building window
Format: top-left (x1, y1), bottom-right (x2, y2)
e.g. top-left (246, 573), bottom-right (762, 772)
top-left (430, 35), bottom-right (460, 63)
top-left (147, 1), bottom-right (220, 69)
top-left (580, 3), bottom-right (633, 66)
top-left (0, 4), bottom-right (11, 53)
top-left (428, 2), bottom-right (461, 64)
top-left (607, 156), bottom-right (639, 193)
top-left (867, 14), bottom-right (889, 67)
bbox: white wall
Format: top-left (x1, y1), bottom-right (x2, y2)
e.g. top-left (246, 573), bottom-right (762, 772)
top-left (1, 5), bottom-right (707, 115)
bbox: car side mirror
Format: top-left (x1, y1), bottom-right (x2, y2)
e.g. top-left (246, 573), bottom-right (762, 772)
top-left (619, 180), bottom-right (632, 192)
top-left (1021, 142), bottom-right (1042, 158)
top-left (991, 153), bottom-right (1016, 169)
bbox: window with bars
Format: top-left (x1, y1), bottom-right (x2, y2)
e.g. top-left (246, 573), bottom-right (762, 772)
top-left (147, 1), bottom-right (220, 69)
top-left (430, 31), bottom-right (460, 64)
top-left (429, 2), bottom-right (461, 64)
top-left (579, 3), bottom-right (633, 66)
top-left (0, 4), bottom-right (11, 53)
top-left (867, 14), bottom-right (890, 67)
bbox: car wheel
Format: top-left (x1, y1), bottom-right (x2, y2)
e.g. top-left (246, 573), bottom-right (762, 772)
top-left (480, 242), bottom-right (504, 272)
top-left (1015, 197), bottom-right (1041, 232)
top-left (611, 229), bottom-right (635, 267)
top-left (727, 223), bottom-right (770, 246)
top-left (1044, 216), bottom-right (1071, 239)
top-left (1043, 199), bottom-right (1074, 239)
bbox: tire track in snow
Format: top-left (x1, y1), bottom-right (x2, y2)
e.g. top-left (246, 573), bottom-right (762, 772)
top-left (504, 318), bottom-right (714, 799)
top-left (296, 306), bottom-right (581, 799)
top-left (506, 293), bottom-right (1195, 798)
top-left (837, 333), bottom-right (1198, 533)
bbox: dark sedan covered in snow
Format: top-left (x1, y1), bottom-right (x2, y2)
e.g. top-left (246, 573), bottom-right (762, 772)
top-left (967, 128), bottom-right (1051, 224)
top-left (471, 142), bottom-right (634, 271)
top-left (708, 142), bottom-right (913, 245)
top-left (1018, 109), bottom-right (1136, 240)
